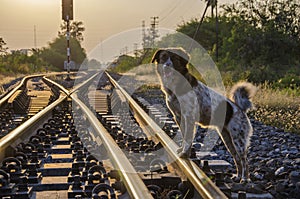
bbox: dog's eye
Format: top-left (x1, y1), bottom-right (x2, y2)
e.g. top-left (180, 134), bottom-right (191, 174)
top-left (160, 53), bottom-right (169, 61)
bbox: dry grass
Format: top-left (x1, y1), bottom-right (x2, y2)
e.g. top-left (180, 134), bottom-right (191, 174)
top-left (0, 74), bottom-right (25, 95)
top-left (0, 74), bottom-right (23, 85)
top-left (122, 64), bottom-right (159, 84)
top-left (253, 83), bottom-right (300, 108)
top-left (249, 83), bottom-right (300, 134)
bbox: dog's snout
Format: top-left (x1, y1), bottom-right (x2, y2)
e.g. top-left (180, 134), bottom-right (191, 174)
top-left (163, 58), bottom-right (173, 68)
top-left (164, 62), bottom-right (171, 67)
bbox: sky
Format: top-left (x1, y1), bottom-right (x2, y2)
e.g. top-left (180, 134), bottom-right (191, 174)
top-left (0, 0), bottom-right (236, 61)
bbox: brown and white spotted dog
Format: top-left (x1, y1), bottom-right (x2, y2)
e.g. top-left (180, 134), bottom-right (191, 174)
top-left (151, 48), bottom-right (256, 183)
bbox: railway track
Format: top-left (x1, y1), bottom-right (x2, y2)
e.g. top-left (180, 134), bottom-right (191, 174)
top-left (0, 71), bottom-right (274, 198)
top-left (0, 73), bottom-right (78, 137)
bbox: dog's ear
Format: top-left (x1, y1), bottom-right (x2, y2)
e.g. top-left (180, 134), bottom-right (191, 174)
top-left (179, 55), bottom-right (189, 66)
top-left (174, 48), bottom-right (190, 66)
top-left (151, 50), bottom-right (163, 63)
top-left (167, 48), bottom-right (190, 67)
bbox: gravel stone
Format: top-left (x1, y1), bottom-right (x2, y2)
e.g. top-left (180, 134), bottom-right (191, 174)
top-left (275, 166), bottom-right (285, 176)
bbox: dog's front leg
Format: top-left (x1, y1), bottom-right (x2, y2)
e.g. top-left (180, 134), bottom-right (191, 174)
top-left (178, 115), bottom-right (196, 158)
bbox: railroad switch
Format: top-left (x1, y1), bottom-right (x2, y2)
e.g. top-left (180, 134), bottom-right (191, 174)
top-left (0, 100), bottom-right (120, 198)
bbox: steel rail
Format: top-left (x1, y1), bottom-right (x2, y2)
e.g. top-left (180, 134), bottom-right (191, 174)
top-left (0, 72), bottom-right (79, 108)
top-left (106, 71), bottom-right (228, 199)
top-left (0, 94), bottom-right (67, 161)
top-left (43, 71), bottom-right (101, 96)
top-left (71, 93), bottom-right (154, 199)
top-left (0, 71), bottom-right (98, 161)
top-left (0, 74), bottom-right (43, 108)
top-left (42, 77), bottom-right (70, 95)
top-left (70, 71), bottom-right (102, 94)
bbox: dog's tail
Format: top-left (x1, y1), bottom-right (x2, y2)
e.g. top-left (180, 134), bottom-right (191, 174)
top-left (229, 82), bottom-right (257, 112)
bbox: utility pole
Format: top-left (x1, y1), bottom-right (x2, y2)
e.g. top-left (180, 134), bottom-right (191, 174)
top-left (142, 20), bottom-right (146, 49)
top-left (133, 43), bottom-right (138, 58)
top-left (210, 0), bottom-right (219, 61)
top-left (215, 0), bottom-right (219, 62)
top-left (150, 16), bottom-right (159, 47)
top-left (33, 25), bottom-right (37, 49)
top-left (124, 46), bottom-right (128, 55)
top-left (211, 0), bottom-right (214, 18)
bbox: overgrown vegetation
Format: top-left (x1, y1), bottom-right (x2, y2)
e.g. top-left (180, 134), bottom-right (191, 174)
top-left (110, 0), bottom-right (299, 133)
top-left (177, 0), bottom-right (299, 86)
top-left (112, 0), bottom-right (300, 86)
top-left (40, 35), bottom-right (86, 70)
top-left (109, 49), bottom-right (156, 73)
top-left (0, 50), bottom-right (53, 75)
top-left (0, 20), bottom-right (86, 78)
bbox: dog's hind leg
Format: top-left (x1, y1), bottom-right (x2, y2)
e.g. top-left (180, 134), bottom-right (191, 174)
top-left (223, 124), bottom-right (252, 183)
top-left (213, 100), bottom-right (245, 181)
top-left (237, 140), bottom-right (251, 183)
top-left (236, 146), bottom-right (250, 183)
top-left (219, 127), bottom-right (244, 181)
top-left (240, 153), bottom-right (251, 183)
top-left (227, 116), bottom-right (252, 183)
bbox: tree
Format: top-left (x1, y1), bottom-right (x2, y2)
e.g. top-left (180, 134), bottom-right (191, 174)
top-left (40, 35), bottom-right (86, 70)
top-left (169, 0), bottom-right (300, 83)
top-left (0, 37), bottom-right (8, 55)
top-left (220, 0), bottom-right (300, 82)
top-left (58, 21), bottom-right (85, 42)
top-left (222, 0), bottom-right (300, 39)
top-left (40, 20), bottom-right (86, 70)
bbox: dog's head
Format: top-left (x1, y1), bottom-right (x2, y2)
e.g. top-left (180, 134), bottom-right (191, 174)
top-left (151, 48), bottom-right (197, 93)
top-left (151, 48), bottom-right (190, 77)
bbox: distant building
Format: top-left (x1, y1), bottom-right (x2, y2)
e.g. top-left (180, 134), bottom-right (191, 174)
top-left (10, 49), bottom-right (33, 56)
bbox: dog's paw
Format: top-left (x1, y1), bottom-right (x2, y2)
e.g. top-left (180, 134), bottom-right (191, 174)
top-left (231, 175), bottom-right (241, 183)
top-left (232, 175), bottom-right (252, 184)
top-left (177, 143), bottom-right (191, 158)
top-left (177, 147), bottom-right (183, 154)
top-left (240, 178), bottom-right (252, 184)
top-left (178, 151), bottom-right (190, 159)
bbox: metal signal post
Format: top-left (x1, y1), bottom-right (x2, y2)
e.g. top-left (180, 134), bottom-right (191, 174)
top-left (66, 16), bottom-right (70, 76)
top-left (62, 0), bottom-right (73, 80)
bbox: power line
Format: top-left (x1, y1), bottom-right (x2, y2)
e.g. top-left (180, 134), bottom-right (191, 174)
top-left (159, 0), bottom-right (182, 24)
top-left (188, 0), bottom-right (210, 53)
